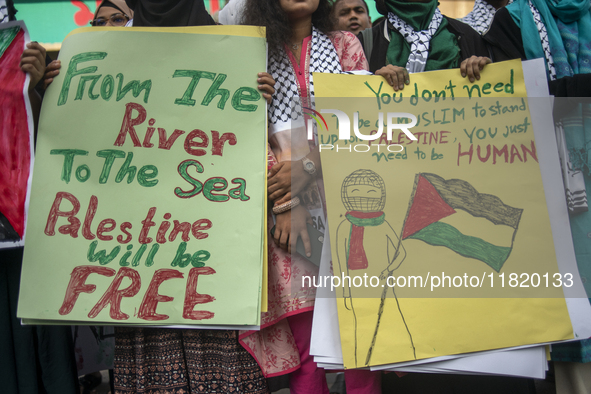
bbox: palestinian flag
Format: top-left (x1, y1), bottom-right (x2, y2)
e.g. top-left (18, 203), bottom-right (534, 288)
top-left (402, 173), bottom-right (522, 272)
top-left (0, 24), bottom-right (31, 242)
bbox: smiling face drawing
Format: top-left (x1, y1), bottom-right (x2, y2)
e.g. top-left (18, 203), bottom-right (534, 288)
top-left (341, 169), bottom-right (386, 212)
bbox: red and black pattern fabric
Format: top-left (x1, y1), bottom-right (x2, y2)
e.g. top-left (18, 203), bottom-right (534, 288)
top-left (114, 327), bottom-right (269, 394)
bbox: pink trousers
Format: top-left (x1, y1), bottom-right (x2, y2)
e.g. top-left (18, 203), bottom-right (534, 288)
top-left (287, 311), bottom-right (382, 394)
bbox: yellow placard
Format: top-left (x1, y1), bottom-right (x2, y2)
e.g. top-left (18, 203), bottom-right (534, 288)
top-left (314, 60), bottom-right (573, 368)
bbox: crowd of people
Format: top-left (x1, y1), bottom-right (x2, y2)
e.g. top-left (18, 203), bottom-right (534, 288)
top-left (2, 0), bottom-right (591, 393)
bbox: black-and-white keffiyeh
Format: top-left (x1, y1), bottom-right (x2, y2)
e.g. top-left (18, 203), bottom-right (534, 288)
top-left (461, 0), bottom-right (500, 34)
top-left (0, 0), bottom-right (9, 24)
top-left (556, 121), bottom-right (588, 213)
top-left (528, 0), bottom-right (557, 80)
top-left (387, 9), bottom-right (443, 73)
top-left (268, 26), bottom-right (342, 135)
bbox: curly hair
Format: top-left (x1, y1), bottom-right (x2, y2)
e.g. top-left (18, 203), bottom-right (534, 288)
top-left (242, 0), bottom-right (335, 59)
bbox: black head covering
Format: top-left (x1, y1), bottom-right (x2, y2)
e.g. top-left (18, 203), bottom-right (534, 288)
top-left (101, 0), bottom-right (124, 14)
top-left (5, 0), bottom-right (17, 21)
top-left (375, 0), bottom-right (387, 16)
top-left (125, 0), bottom-right (215, 26)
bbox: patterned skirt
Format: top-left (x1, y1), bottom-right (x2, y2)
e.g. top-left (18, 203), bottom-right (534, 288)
top-left (114, 327), bottom-right (269, 394)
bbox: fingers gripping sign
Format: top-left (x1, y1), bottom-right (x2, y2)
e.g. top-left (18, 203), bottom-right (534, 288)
top-left (460, 56), bottom-right (492, 83)
top-left (375, 64), bottom-right (410, 92)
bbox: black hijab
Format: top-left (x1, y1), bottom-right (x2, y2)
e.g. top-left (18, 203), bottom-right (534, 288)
top-left (5, 0), bottom-right (17, 21)
top-left (125, 0), bottom-right (215, 27)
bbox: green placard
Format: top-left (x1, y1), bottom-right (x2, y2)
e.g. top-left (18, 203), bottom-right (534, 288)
top-left (17, 26), bottom-right (267, 326)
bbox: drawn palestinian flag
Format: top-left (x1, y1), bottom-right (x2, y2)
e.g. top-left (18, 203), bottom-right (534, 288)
top-left (402, 173), bottom-right (522, 272)
top-left (0, 24), bottom-right (31, 243)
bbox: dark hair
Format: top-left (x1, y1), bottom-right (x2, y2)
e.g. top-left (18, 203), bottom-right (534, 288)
top-left (6, 0), bottom-right (17, 21)
top-left (375, 0), bottom-right (387, 15)
top-left (332, 0), bottom-right (370, 14)
top-left (243, 0), bottom-right (334, 59)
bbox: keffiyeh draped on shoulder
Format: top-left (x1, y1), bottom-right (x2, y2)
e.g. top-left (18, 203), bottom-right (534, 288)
top-left (384, 0), bottom-right (460, 72)
top-left (507, 0), bottom-right (591, 80)
top-left (387, 9), bottom-right (444, 73)
top-left (267, 27), bottom-right (342, 136)
top-left (462, 0), bottom-right (513, 34)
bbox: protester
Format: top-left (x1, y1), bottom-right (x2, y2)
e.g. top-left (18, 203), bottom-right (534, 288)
top-left (241, 1), bottom-right (384, 393)
top-left (484, 0), bottom-right (591, 85)
top-left (91, 0), bottom-right (133, 26)
top-left (124, 0), bottom-right (215, 27)
top-left (44, 0), bottom-right (134, 91)
top-left (69, 0), bottom-right (131, 378)
top-left (485, 1), bottom-right (591, 391)
top-left (359, 0), bottom-right (492, 91)
top-left (1, 6), bottom-right (80, 392)
top-left (60, 1), bottom-right (271, 393)
top-left (461, 0), bottom-right (513, 35)
top-left (332, 0), bottom-right (372, 35)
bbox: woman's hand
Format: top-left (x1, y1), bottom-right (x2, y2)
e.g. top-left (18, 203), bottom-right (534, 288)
top-left (20, 42), bottom-right (47, 128)
top-left (20, 42), bottom-right (46, 92)
top-left (268, 159), bottom-right (311, 203)
top-left (43, 59), bottom-right (61, 90)
top-left (257, 72), bottom-right (275, 104)
top-left (375, 64), bottom-right (409, 91)
top-left (273, 191), bottom-right (292, 206)
top-left (273, 204), bottom-right (312, 256)
top-left (460, 56), bottom-right (492, 83)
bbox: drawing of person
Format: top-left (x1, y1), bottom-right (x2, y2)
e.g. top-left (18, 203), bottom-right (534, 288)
top-left (336, 169), bottom-right (415, 367)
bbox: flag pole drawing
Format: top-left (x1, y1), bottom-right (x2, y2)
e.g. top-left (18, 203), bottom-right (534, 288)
top-left (336, 169), bottom-right (413, 367)
top-left (402, 173), bottom-right (523, 272)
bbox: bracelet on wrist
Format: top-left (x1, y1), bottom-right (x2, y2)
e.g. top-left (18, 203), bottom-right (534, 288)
top-left (272, 196), bottom-right (301, 215)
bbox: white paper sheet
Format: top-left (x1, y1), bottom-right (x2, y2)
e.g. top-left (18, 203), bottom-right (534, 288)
top-left (310, 59), bottom-right (591, 377)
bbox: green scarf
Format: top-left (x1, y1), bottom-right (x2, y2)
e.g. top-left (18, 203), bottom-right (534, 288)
top-left (345, 212), bottom-right (386, 227)
top-left (385, 0), bottom-right (460, 71)
top-left (507, 0), bottom-right (591, 79)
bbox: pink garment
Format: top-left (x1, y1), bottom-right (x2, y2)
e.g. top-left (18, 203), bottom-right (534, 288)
top-left (331, 30), bottom-right (369, 72)
top-left (288, 311), bottom-right (330, 394)
top-left (288, 313), bottom-right (382, 394)
top-left (240, 30), bottom-right (369, 379)
top-left (344, 369), bottom-right (382, 393)
top-left (283, 31), bottom-right (369, 104)
top-left (285, 36), bottom-right (312, 102)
